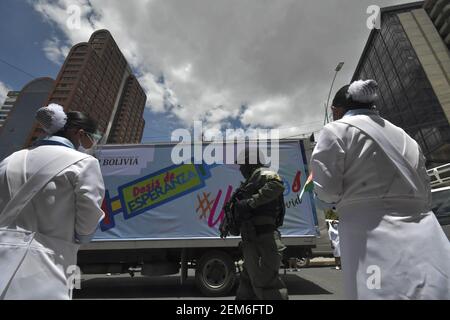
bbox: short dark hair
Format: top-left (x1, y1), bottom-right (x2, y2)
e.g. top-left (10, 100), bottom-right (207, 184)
top-left (54, 111), bottom-right (98, 138)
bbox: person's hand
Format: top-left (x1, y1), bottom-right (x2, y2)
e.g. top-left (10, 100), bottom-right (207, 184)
top-left (219, 222), bottom-right (228, 239)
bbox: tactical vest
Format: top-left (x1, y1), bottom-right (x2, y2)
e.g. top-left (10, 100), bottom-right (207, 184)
top-left (240, 168), bottom-right (286, 227)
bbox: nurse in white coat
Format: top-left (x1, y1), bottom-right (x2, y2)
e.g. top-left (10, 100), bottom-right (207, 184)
top-left (311, 80), bottom-right (450, 300)
top-left (327, 220), bottom-right (341, 270)
top-left (0, 104), bottom-right (105, 299)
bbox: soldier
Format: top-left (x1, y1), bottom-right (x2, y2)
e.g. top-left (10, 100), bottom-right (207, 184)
top-left (232, 147), bottom-right (288, 300)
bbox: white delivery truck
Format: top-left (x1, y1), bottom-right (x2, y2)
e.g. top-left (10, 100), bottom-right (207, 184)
top-left (78, 139), bottom-right (319, 296)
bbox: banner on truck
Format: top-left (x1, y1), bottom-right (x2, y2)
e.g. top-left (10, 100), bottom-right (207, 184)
top-left (94, 141), bottom-right (317, 240)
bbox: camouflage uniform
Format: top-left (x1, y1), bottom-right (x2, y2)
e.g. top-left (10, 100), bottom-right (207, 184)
top-left (235, 167), bottom-right (288, 300)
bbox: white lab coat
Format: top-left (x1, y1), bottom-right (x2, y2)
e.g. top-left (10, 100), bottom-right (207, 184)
top-left (311, 110), bottom-right (450, 300)
top-left (328, 222), bottom-right (340, 258)
top-left (0, 142), bottom-right (105, 299)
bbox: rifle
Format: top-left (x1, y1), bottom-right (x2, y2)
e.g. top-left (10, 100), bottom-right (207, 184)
top-left (219, 183), bottom-right (249, 239)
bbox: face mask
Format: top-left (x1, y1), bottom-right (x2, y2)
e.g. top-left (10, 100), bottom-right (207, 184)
top-left (78, 144), bottom-right (96, 156)
top-left (77, 131), bottom-right (100, 156)
top-left (78, 137), bottom-right (98, 156)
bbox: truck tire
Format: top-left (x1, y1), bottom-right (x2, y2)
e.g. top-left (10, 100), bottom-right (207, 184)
top-left (297, 257), bottom-right (310, 268)
top-left (195, 250), bottom-right (236, 297)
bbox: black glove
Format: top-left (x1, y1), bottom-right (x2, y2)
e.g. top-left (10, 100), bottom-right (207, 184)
top-left (219, 218), bottom-right (228, 239)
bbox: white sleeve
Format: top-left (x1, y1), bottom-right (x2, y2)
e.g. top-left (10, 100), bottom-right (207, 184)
top-left (311, 126), bottom-right (345, 204)
top-left (74, 157), bottom-right (105, 243)
top-left (0, 159), bottom-right (9, 216)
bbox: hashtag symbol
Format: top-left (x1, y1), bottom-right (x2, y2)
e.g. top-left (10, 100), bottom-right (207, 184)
top-left (196, 192), bottom-right (213, 219)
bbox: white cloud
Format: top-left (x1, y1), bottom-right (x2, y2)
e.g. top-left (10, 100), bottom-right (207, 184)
top-left (138, 74), bottom-right (168, 113)
top-left (32, 0), bottom-right (97, 43)
top-left (0, 81), bottom-right (12, 105)
top-left (30, 0), bottom-right (412, 135)
top-left (171, 63), bottom-right (193, 83)
top-left (43, 37), bottom-right (70, 65)
top-left (242, 97), bottom-right (292, 128)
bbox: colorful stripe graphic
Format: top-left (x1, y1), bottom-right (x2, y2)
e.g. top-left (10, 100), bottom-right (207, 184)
top-left (101, 163), bottom-right (211, 231)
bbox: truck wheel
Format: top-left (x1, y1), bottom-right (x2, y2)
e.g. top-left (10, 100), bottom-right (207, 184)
top-left (195, 251), bottom-right (236, 297)
top-left (297, 257), bottom-right (310, 268)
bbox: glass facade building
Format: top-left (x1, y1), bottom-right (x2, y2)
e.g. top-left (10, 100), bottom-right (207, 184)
top-left (353, 1), bottom-right (450, 168)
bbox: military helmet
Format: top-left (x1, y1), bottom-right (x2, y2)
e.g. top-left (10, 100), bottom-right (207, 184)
top-left (236, 146), bottom-right (266, 166)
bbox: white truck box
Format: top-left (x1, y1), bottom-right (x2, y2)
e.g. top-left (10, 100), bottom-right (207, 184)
top-left (78, 139), bottom-right (318, 296)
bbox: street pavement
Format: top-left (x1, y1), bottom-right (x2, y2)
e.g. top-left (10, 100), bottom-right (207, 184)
top-left (74, 258), bottom-right (344, 300)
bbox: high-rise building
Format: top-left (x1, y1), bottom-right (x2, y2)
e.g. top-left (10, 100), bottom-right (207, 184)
top-left (0, 78), bottom-right (55, 160)
top-left (26, 29), bottom-right (146, 146)
top-left (352, 1), bottom-right (450, 168)
top-left (0, 91), bottom-right (20, 129)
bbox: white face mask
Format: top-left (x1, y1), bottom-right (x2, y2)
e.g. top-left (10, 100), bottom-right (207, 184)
top-left (77, 131), bottom-right (101, 156)
top-left (78, 145), bottom-right (96, 156)
top-left (78, 137), bottom-right (98, 156)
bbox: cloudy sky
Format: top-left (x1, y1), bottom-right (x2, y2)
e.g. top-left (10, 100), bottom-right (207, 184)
top-left (0, 0), bottom-right (413, 141)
